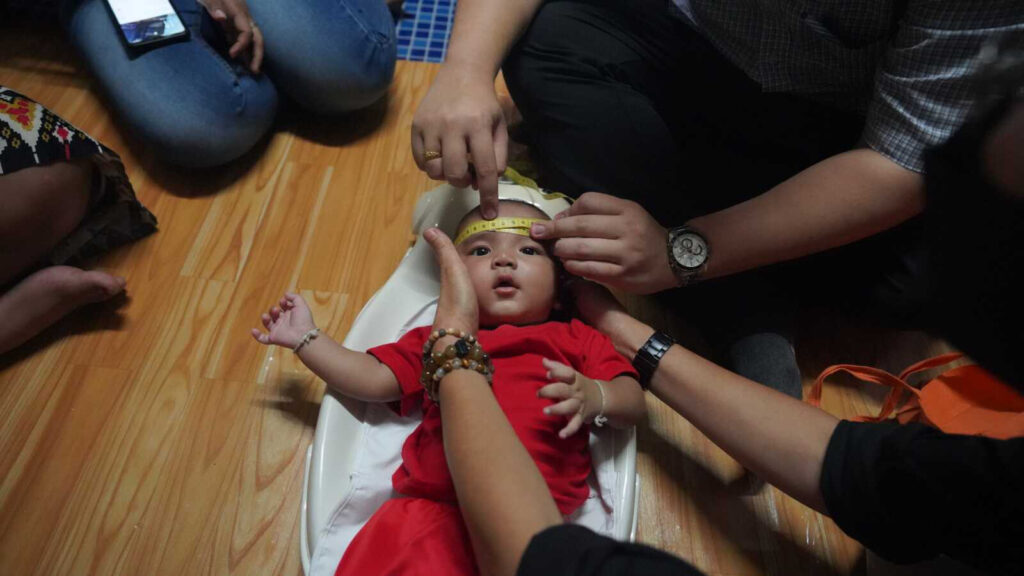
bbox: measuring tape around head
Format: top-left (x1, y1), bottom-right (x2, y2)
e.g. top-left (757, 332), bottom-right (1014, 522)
top-left (501, 167), bottom-right (574, 204)
top-left (454, 217), bottom-right (546, 246)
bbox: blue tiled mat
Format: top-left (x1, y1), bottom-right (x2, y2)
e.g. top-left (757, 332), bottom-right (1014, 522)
top-left (396, 0), bottom-right (455, 63)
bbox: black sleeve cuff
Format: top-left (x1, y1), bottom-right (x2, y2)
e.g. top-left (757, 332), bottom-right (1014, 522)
top-left (517, 524), bottom-right (703, 576)
top-left (821, 420), bottom-right (937, 564)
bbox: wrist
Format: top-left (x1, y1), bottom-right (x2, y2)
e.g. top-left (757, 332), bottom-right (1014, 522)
top-left (612, 317), bottom-right (656, 360)
top-left (583, 380), bottom-right (602, 421)
top-left (440, 57), bottom-right (498, 83)
top-left (656, 263), bottom-right (681, 294)
top-left (665, 223), bottom-right (712, 287)
top-left (422, 330), bottom-right (494, 402)
top-left (432, 334), bottom-right (460, 355)
top-left (587, 379), bottom-right (609, 427)
top-left (656, 227), bottom-right (680, 293)
top-left (292, 327), bottom-right (320, 354)
top-left (438, 367), bottom-right (491, 403)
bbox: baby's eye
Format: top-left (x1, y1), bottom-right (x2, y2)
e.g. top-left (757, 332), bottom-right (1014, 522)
top-left (470, 246), bottom-right (490, 256)
top-left (520, 246), bottom-right (542, 256)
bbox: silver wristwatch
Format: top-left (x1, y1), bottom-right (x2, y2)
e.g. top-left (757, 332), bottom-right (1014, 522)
top-left (667, 225), bottom-right (710, 286)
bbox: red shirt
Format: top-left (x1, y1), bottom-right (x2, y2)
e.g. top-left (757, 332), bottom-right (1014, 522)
top-left (368, 319), bottom-right (637, 515)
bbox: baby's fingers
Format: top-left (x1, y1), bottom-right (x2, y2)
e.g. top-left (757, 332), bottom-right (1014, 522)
top-left (285, 292), bottom-right (309, 308)
top-left (537, 382), bottom-right (573, 400)
top-left (541, 358), bottom-right (577, 384)
top-left (261, 312), bottom-right (273, 329)
top-left (559, 413), bottom-right (585, 439)
top-left (543, 397), bottom-right (580, 417)
top-left (250, 328), bottom-right (271, 345)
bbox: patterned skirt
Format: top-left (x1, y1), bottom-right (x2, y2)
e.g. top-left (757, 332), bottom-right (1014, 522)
top-left (0, 86), bottom-right (157, 267)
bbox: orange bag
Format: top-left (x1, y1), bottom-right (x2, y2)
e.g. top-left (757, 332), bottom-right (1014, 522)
top-left (808, 352), bottom-right (1024, 439)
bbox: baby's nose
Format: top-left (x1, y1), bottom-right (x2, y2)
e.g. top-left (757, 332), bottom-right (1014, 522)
top-left (493, 251), bottom-right (517, 268)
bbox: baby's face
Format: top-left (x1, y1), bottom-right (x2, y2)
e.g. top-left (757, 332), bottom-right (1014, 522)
top-left (456, 203), bottom-right (558, 328)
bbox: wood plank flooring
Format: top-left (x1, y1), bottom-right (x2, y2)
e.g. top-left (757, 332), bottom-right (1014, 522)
top-left (1, 25), bottom-right (947, 576)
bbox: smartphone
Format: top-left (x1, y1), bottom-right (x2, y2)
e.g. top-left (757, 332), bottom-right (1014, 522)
top-left (104, 0), bottom-right (189, 49)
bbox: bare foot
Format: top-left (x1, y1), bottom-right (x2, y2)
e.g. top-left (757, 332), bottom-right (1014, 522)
top-left (0, 266), bottom-right (126, 354)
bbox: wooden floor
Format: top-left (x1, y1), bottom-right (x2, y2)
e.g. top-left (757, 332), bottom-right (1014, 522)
top-left (1, 27), bottom-right (946, 576)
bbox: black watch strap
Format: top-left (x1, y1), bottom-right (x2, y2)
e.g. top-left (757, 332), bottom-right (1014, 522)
top-left (632, 331), bottom-right (675, 390)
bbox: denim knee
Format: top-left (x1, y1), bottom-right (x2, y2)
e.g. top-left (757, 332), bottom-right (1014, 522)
top-left (138, 78), bottom-right (278, 168)
top-left (248, 0), bottom-right (397, 115)
top-left (63, 0), bottom-right (279, 167)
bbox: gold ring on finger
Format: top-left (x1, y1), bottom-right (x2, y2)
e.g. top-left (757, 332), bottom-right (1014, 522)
top-left (423, 150), bottom-right (442, 161)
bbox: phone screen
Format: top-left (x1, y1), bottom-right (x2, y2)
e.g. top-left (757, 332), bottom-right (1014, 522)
top-left (107, 0), bottom-right (187, 46)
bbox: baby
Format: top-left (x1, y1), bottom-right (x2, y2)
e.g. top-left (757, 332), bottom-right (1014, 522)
top-left (252, 200), bottom-right (646, 576)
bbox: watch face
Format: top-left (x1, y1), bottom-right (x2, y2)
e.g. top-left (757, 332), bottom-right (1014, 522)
top-left (672, 232), bottom-right (708, 269)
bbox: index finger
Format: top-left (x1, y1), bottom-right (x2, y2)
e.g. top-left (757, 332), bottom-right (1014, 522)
top-left (229, 13), bottom-right (253, 59)
top-left (531, 214), bottom-right (621, 241)
top-left (249, 24), bottom-right (264, 73)
top-left (478, 184), bottom-right (499, 221)
top-left (468, 130), bottom-right (499, 220)
top-left (541, 358), bottom-right (576, 383)
top-left (566, 192), bottom-right (625, 217)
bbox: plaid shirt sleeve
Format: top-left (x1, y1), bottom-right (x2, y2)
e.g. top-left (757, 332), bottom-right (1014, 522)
top-left (862, 2), bottom-right (1024, 173)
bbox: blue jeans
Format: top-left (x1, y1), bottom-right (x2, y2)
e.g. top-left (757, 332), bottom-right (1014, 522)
top-left (62, 0), bottom-right (396, 167)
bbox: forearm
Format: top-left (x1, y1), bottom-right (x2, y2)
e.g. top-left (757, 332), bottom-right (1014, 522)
top-left (597, 376), bottom-right (647, 429)
top-left (615, 322), bottom-right (837, 512)
top-left (690, 148), bottom-right (925, 280)
top-left (295, 337), bottom-right (401, 402)
top-left (444, 0), bottom-right (543, 79)
top-left (440, 369), bottom-right (563, 576)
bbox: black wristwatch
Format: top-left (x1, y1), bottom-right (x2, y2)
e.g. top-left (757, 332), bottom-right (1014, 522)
top-left (632, 331), bottom-right (675, 390)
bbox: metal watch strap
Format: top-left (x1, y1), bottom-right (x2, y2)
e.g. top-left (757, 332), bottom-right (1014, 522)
top-left (632, 331), bottom-right (675, 390)
top-left (667, 226), bottom-right (709, 287)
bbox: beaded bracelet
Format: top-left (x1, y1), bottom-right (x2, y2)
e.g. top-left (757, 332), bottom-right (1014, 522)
top-left (420, 328), bottom-right (494, 403)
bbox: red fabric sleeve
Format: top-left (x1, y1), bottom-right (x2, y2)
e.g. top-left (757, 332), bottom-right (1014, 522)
top-left (572, 319), bottom-right (639, 382)
top-left (366, 326), bottom-right (431, 416)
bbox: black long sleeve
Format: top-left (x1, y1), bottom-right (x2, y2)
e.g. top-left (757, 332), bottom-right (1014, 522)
top-left (821, 420), bottom-right (1024, 575)
top-left (518, 524), bottom-right (705, 576)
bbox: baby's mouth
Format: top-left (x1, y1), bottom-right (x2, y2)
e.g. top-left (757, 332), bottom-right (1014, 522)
top-left (493, 276), bottom-right (520, 294)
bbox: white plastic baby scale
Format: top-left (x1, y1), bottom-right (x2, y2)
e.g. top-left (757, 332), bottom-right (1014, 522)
top-left (300, 182), bottom-right (640, 576)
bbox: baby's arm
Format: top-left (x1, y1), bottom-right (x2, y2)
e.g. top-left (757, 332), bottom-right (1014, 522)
top-left (594, 374), bottom-right (646, 428)
top-left (539, 358), bottom-right (646, 438)
top-left (252, 293), bottom-right (401, 402)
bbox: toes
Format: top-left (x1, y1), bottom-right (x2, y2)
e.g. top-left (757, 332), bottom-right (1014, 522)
top-left (77, 270), bottom-right (126, 303)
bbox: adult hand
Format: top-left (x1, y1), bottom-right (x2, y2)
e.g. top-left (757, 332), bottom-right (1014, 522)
top-left (423, 227), bottom-right (479, 338)
top-left (572, 281), bottom-right (653, 360)
top-left (412, 67), bottom-right (508, 220)
top-left (199, 0), bottom-right (264, 73)
top-left (531, 192), bottom-right (677, 295)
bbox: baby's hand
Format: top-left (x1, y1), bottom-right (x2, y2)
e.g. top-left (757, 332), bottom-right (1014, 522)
top-left (537, 358), bottom-right (604, 439)
top-left (251, 292), bottom-right (318, 349)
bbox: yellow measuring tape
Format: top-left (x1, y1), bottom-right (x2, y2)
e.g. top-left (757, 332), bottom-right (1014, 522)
top-left (501, 166), bottom-right (574, 204)
top-left (454, 217), bottom-right (546, 246)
